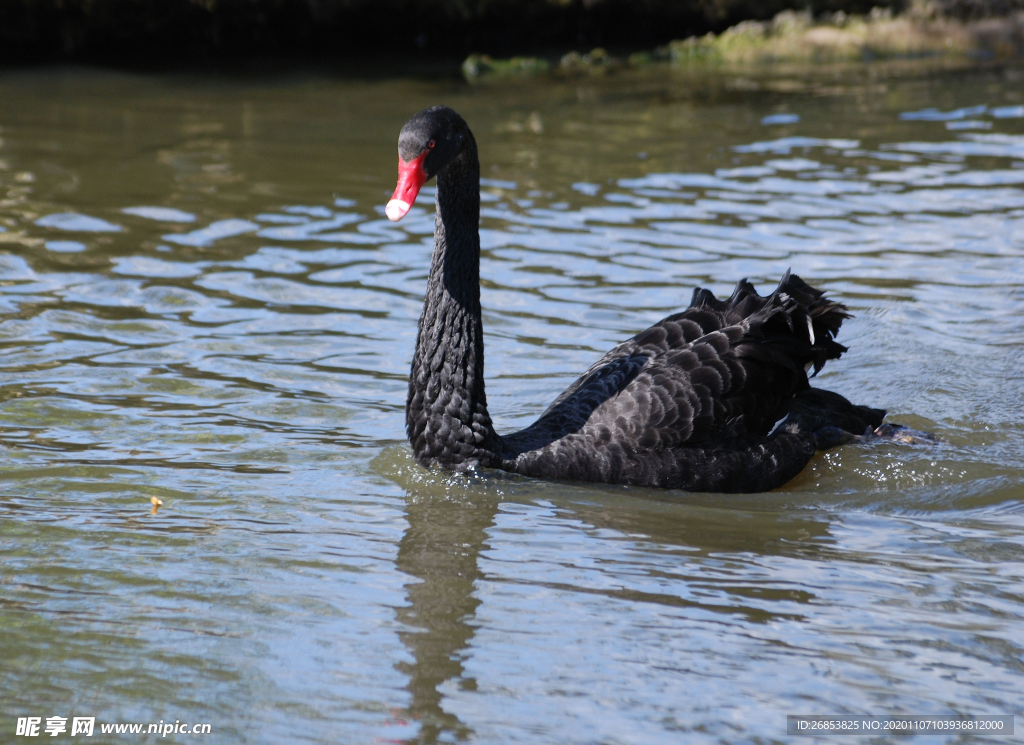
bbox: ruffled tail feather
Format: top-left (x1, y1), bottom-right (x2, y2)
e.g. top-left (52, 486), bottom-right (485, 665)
top-left (690, 269), bottom-right (849, 375)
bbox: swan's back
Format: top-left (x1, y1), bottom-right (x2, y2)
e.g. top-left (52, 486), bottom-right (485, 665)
top-left (501, 272), bottom-right (884, 492)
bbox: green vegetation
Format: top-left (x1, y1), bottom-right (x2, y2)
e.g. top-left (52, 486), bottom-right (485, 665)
top-left (462, 2), bottom-right (1024, 79)
top-left (653, 5), bottom-right (1024, 65)
top-left (462, 54), bottom-right (551, 79)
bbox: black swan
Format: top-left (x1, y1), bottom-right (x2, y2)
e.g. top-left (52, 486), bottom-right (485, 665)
top-left (385, 105), bottom-right (920, 493)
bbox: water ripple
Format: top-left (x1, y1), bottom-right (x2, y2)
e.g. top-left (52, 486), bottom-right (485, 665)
top-left (0, 66), bottom-right (1021, 745)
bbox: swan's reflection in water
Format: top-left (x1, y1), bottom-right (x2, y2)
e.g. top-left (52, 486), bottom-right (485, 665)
top-left (388, 457), bottom-right (836, 743)
top-left (395, 486), bottom-right (500, 743)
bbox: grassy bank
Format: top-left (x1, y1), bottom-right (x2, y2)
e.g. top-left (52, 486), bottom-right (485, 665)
top-left (650, 5), bottom-right (1024, 65)
top-left (462, 3), bottom-right (1024, 80)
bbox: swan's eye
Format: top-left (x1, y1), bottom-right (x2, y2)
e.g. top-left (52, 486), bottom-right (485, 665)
top-left (427, 140), bottom-right (436, 149)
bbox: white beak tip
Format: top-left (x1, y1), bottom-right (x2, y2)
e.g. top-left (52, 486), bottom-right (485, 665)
top-left (386, 199), bottom-right (411, 222)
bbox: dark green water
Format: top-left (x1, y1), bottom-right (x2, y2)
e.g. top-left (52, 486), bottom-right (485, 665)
top-left (1, 63), bottom-right (1022, 743)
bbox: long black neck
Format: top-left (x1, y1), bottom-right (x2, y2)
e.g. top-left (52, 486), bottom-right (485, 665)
top-left (406, 134), bottom-right (502, 469)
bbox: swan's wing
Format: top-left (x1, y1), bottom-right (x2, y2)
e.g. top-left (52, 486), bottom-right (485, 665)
top-left (507, 273), bottom-right (849, 451)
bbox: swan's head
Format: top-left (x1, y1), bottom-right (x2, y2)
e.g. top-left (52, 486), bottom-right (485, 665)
top-left (386, 106), bottom-right (469, 222)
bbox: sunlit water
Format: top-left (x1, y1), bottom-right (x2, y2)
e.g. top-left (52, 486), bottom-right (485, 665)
top-left (1, 63), bottom-right (1022, 744)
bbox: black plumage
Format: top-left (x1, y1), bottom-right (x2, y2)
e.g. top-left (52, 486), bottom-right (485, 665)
top-left (390, 105), bottom-right (901, 493)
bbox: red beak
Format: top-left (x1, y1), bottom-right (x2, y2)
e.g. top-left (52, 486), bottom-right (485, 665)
top-left (386, 151), bottom-right (429, 222)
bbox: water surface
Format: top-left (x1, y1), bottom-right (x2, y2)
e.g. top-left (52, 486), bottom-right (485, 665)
top-left (1, 64), bottom-right (1023, 743)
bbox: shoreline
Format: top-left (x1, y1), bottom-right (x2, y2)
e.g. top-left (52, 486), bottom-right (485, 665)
top-left (1, 2), bottom-right (1023, 80)
top-left (1, 1), bottom-right (1020, 67)
top-left (464, 7), bottom-right (1024, 81)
